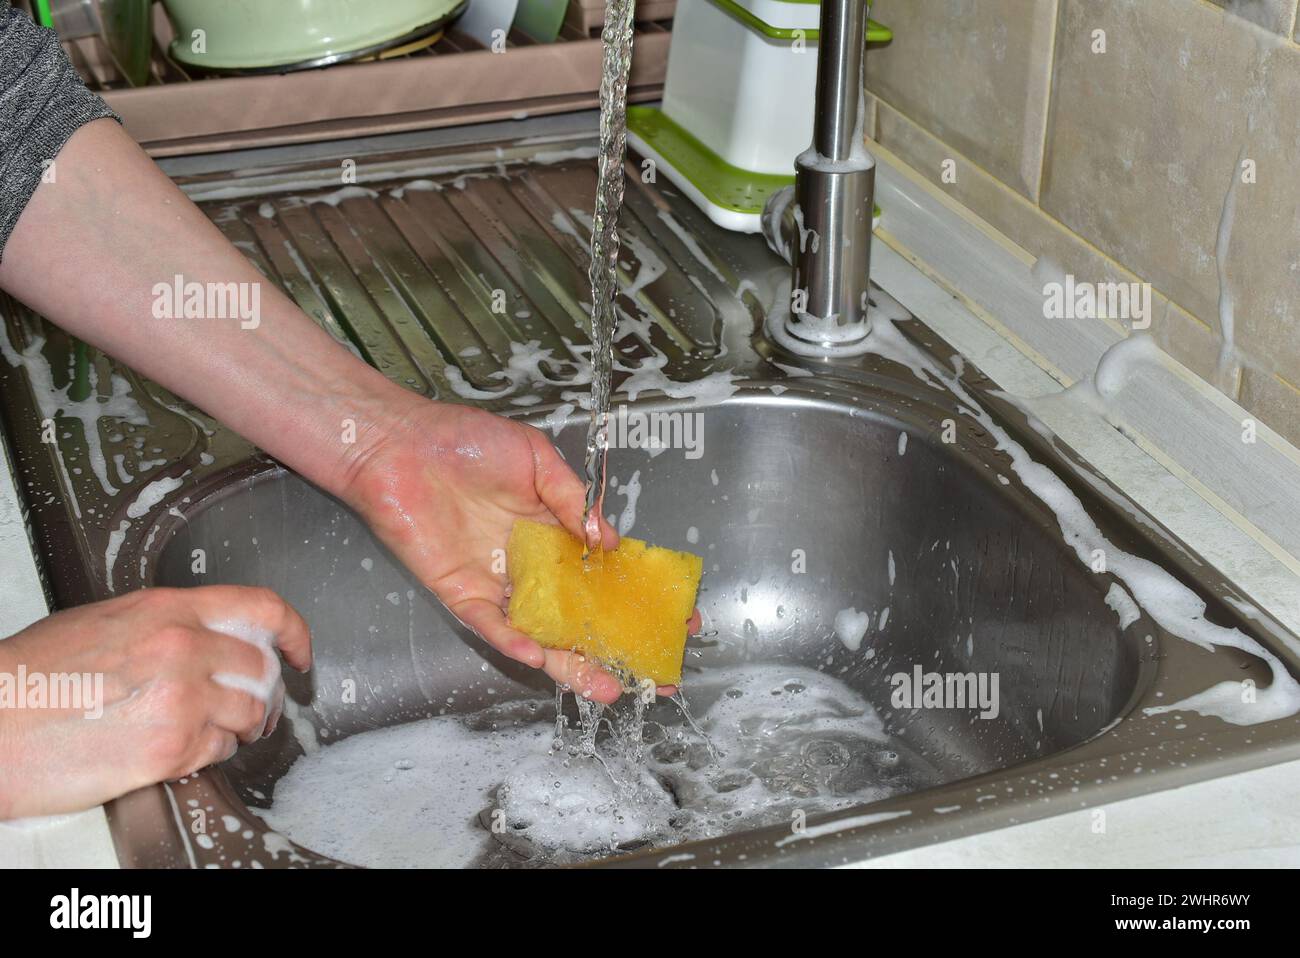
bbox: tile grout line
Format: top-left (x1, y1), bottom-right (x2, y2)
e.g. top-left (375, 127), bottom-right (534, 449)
top-left (1032, 0), bottom-right (1062, 207)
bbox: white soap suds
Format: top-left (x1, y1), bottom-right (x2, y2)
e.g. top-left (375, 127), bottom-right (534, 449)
top-left (125, 475), bottom-right (184, 519)
top-left (657, 853), bottom-right (696, 867)
top-left (497, 756), bottom-right (676, 852)
top-left (655, 209), bottom-right (728, 284)
top-left (0, 332), bottom-right (150, 510)
top-left (104, 519), bottom-right (131, 593)
top-left (833, 608), bottom-right (872, 652)
top-left (207, 619), bottom-right (285, 739)
top-left (548, 402), bottom-right (576, 436)
top-left (615, 470), bottom-right (642, 536)
top-left (263, 665), bottom-right (921, 868)
top-left (1105, 583), bottom-right (1141, 629)
top-left (613, 354), bottom-right (739, 407)
top-left (774, 809), bottom-right (909, 847)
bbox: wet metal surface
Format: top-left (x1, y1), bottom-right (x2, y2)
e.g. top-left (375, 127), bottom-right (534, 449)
top-left (1, 117), bottom-right (1298, 867)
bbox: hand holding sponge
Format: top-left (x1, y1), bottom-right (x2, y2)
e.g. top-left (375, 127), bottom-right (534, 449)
top-left (506, 520), bottom-right (702, 687)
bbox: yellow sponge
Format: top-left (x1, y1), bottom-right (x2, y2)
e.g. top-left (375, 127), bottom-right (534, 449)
top-left (506, 519), bottom-right (702, 687)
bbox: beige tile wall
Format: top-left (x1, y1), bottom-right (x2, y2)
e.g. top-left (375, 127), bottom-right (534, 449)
top-left (863, 0), bottom-right (1058, 198)
top-left (865, 0), bottom-right (1300, 446)
top-left (1208, 0), bottom-right (1297, 34)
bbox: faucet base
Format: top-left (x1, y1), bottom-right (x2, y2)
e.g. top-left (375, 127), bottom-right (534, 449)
top-left (789, 151), bottom-right (876, 340)
top-left (761, 283), bottom-right (913, 360)
top-left (765, 308), bottom-right (875, 358)
top-left (760, 155), bottom-right (878, 356)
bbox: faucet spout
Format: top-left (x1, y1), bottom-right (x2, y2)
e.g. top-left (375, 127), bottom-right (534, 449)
top-left (813, 0), bottom-right (868, 163)
top-left (762, 0), bottom-right (876, 353)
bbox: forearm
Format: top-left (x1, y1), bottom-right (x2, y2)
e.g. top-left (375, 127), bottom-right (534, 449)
top-left (0, 119), bottom-right (418, 498)
top-left (0, 633), bottom-right (23, 820)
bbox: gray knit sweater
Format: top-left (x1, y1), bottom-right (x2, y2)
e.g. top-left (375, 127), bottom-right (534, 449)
top-left (0, 1), bottom-right (118, 262)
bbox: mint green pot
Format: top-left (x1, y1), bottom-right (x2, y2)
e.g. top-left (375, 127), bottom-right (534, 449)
top-left (162, 0), bottom-right (464, 70)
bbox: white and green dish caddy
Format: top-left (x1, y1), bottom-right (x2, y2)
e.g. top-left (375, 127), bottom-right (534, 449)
top-left (628, 0), bottom-right (890, 233)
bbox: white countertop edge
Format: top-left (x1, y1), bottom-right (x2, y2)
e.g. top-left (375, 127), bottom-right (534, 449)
top-left (0, 809), bottom-right (118, 868)
top-left (0, 408), bottom-right (118, 867)
top-left (0, 421), bottom-right (51, 633)
top-left (845, 758), bottom-right (1300, 869)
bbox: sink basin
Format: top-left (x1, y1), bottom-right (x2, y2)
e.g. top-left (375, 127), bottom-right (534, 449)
top-left (140, 389), bottom-right (1146, 866)
top-left (2, 114), bottom-right (1298, 867)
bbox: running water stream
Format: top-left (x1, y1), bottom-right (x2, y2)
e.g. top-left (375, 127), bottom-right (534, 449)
top-left (581, 0), bottom-right (639, 546)
top-left (562, 0), bottom-right (712, 810)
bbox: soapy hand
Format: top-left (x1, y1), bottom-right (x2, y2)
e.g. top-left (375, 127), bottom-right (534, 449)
top-left (339, 399), bottom-right (701, 705)
top-left (0, 586), bottom-right (310, 820)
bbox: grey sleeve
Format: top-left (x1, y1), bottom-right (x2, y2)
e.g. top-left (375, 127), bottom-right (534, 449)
top-left (0, 2), bottom-right (120, 262)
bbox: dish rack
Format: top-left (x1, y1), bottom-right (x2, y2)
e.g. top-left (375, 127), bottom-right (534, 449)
top-left (23, 0), bottom-right (675, 156)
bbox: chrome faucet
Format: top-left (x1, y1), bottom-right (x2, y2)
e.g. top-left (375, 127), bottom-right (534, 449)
top-left (762, 0), bottom-right (876, 353)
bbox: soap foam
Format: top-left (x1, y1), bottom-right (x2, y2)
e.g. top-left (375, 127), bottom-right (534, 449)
top-left (614, 470), bottom-right (642, 536)
top-left (125, 475), bottom-right (184, 519)
top-left (0, 332), bottom-right (151, 513)
top-left (496, 754), bottom-right (676, 854)
top-left (833, 607), bottom-right (871, 652)
top-left (261, 664), bottom-right (933, 868)
top-left (1104, 583), bottom-right (1141, 630)
top-left (207, 619), bottom-right (285, 739)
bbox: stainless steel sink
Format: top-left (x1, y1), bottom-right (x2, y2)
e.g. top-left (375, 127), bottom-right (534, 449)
top-left (2, 114), bottom-right (1298, 867)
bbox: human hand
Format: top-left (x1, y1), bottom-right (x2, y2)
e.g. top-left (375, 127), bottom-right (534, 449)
top-left (0, 586), bottom-right (310, 820)
top-left (338, 399), bottom-right (700, 704)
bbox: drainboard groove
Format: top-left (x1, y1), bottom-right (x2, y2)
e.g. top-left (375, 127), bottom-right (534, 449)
top-left (347, 193), bottom-right (508, 391)
top-left (266, 201), bottom-right (433, 393)
top-left (443, 176), bottom-right (592, 356)
top-left (522, 162), bottom-right (696, 364)
top-left (399, 186), bottom-right (545, 375)
top-left (192, 150), bottom-right (762, 410)
top-left (510, 168), bottom-right (662, 363)
top-left (376, 191), bottom-right (516, 386)
top-left (619, 173), bottom-right (735, 357)
top-left (234, 207), bottom-right (367, 362)
top-left (311, 199), bottom-right (453, 394)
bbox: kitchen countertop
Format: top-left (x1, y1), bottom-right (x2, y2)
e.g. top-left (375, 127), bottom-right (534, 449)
top-left (2, 114), bottom-right (1298, 868)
